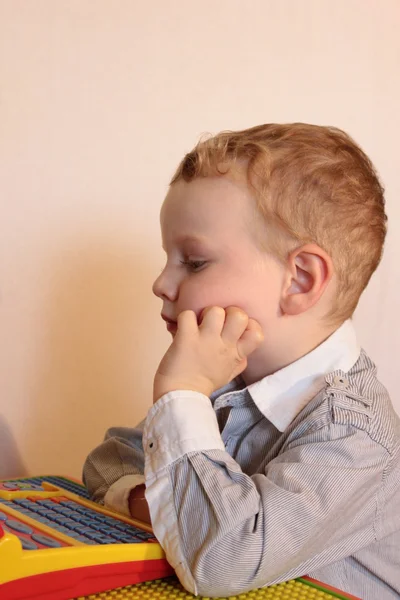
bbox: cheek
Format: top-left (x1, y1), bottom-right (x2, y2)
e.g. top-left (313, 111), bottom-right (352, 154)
top-left (178, 278), bottom-right (235, 318)
top-left (178, 277), bottom-right (256, 321)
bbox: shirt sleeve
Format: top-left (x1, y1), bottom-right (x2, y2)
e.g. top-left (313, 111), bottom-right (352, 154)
top-left (82, 423), bottom-right (146, 515)
top-left (143, 391), bottom-right (389, 597)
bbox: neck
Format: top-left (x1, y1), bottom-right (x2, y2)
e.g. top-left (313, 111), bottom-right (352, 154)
top-left (241, 321), bottom-right (338, 386)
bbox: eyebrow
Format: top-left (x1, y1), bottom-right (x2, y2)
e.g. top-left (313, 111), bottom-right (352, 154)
top-left (162, 234), bottom-right (209, 251)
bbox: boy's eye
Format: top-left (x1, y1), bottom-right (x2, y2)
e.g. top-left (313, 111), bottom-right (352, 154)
top-left (180, 259), bottom-right (207, 272)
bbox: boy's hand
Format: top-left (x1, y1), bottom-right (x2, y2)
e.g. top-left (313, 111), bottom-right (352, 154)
top-left (153, 306), bottom-right (264, 403)
top-left (128, 484), bottom-right (151, 525)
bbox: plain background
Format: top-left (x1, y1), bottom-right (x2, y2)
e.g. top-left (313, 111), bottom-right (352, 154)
top-left (1, 0), bottom-right (399, 479)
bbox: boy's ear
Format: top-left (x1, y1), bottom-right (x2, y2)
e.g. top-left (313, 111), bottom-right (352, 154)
top-left (280, 244), bottom-right (334, 316)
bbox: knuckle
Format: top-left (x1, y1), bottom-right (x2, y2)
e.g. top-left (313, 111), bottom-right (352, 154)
top-left (227, 306), bottom-right (247, 319)
top-left (249, 317), bottom-right (262, 329)
top-left (211, 306), bottom-right (225, 317)
top-left (179, 309), bottom-right (194, 321)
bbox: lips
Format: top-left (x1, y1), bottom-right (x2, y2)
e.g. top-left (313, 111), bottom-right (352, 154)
top-left (161, 314), bottom-right (178, 333)
top-left (161, 314), bottom-right (177, 325)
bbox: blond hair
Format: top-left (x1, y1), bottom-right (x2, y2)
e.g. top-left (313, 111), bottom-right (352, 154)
top-left (171, 123), bottom-right (387, 323)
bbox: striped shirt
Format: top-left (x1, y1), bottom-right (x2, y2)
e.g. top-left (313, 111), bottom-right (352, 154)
top-left (83, 321), bottom-right (400, 599)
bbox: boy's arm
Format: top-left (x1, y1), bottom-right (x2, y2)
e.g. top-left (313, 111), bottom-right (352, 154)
top-left (143, 391), bottom-right (392, 597)
top-left (83, 423), bottom-right (148, 518)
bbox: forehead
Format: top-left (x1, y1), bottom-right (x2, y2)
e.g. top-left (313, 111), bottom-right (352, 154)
top-left (160, 176), bottom-right (258, 246)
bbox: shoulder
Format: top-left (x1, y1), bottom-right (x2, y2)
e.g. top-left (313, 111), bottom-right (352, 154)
top-left (323, 349), bottom-right (400, 455)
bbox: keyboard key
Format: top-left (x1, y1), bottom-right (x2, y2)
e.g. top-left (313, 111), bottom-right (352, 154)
top-left (31, 534), bottom-right (62, 548)
top-left (6, 520), bottom-right (33, 535)
top-left (20, 537), bottom-right (38, 550)
top-left (2, 482), bottom-right (19, 490)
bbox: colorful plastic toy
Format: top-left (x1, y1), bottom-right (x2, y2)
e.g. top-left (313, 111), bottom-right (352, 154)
top-left (0, 476), bottom-right (360, 600)
top-left (76, 576), bottom-right (362, 600)
top-left (0, 476), bottom-right (173, 600)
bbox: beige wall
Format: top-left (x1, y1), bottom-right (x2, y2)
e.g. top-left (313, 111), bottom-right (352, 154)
top-left (1, 0), bottom-right (399, 479)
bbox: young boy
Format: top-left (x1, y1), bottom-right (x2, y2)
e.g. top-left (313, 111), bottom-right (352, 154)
top-left (83, 124), bottom-right (400, 599)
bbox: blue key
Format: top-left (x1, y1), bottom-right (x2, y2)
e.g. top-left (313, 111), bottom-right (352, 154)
top-left (69, 515), bottom-right (85, 524)
top-left (62, 519), bottom-right (79, 529)
top-left (43, 511), bottom-right (58, 518)
top-left (6, 520), bottom-right (33, 535)
top-left (101, 537), bottom-right (118, 544)
top-left (31, 534), bottom-right (62, 548)
top-left (20, 537), bottom-right (38, 550)
top-left (80, 527), bottom-right (96, 535)
top-left (63, 530), bottom-right (82, 539)
top-left (104, 517), bottom-right (120, 526)
top-left (96, 535), bottom-right (113, 544)
top-left (18, 483), bottom-right (43, 491)
top-left (75, 535), bottom-right (92, 543)
top-left (89, 523), bottom-right (104, 531)
top-left (17, 510), bottom-right (36, 518)
top-left (99, 526), bottom-right (115, 534)
top-left (54, 526), bottom-right (72, 535)
top-left (52, 516), bottom-right (66, 525)
top-left (135, 531), bottom-right (154, 540)
top-left (114, 522), bottom-right (129, 531)
top-left (79, 518), bottom-right (94, 526)
top-left (84, 531), bottom-right (102, 540)
top-left (48, 505), bottom-right (63, 514)
top-left (68, 522), bottom-right (84, 532)
top-left (36, 518), bottom-right (53, 526)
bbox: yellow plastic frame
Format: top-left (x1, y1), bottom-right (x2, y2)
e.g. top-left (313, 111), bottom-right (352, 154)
top-left (0, 481), bottom-right (165, 586)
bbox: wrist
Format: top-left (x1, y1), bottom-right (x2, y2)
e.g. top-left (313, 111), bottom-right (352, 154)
top-left (153, 376), bottom-right (213, 404)
top-left (128, 485), bottom-right (151, 525)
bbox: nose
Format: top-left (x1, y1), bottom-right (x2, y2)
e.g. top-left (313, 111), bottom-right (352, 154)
top-left (152, 266), bottom-right (178, 302)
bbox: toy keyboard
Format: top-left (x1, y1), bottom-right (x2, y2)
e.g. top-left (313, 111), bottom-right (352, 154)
top-left (0, 476), bottom-right (174, 600)
top-left (0, 476), bottom-right (360, 600)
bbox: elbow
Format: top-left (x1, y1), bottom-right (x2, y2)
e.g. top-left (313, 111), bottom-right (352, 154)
top-left (174, 556), bottom-right (262, 598)
top-left (82, 459), bottom-right (106, 505)
top-left (189, 576), bottom-right (255, 598)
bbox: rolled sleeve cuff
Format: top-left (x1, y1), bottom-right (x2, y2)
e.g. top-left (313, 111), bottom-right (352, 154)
top-left (104, 473), bottom-right (145, 516)
top-left (143, 390), bottom-right (225, 479)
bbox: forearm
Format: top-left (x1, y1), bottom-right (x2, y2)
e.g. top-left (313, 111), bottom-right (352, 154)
top-left (143, 393), bottom-right (387, 596)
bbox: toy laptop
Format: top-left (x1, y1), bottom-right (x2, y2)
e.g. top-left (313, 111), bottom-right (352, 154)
top-left (0, 475), bottom-right (360, 600)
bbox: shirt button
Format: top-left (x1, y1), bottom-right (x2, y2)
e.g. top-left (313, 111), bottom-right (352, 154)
top-left (333, 375), bottom-right (349, 388)
top-left (147, 438), bottom-right (158, 453)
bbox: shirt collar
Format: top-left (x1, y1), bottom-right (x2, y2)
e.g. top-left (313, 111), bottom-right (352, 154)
top-left (243, 320), bottom-right (360, 432)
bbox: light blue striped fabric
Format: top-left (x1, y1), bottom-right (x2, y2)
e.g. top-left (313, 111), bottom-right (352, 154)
top-left (83, 350), bottom-right (400, 599)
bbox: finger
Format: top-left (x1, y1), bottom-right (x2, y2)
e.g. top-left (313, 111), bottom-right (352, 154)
top-left (231, 357), bottom-right (248, 381)
top-left (221, 307), bottom-right (249, 344)
top-left (237, 318), bottom-right (264, 358)
top-left (176, 310), bottom-right (198, 337)
top-left (199, 306), bottom-right (226, 335)
top-left (198, 306), bottom-right (212, 326)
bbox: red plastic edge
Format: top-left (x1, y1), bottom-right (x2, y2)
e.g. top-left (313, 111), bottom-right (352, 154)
top-left (0, 559), bottom-right (175, 600)
top-left (301, 576), bottom-right (362, 599)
